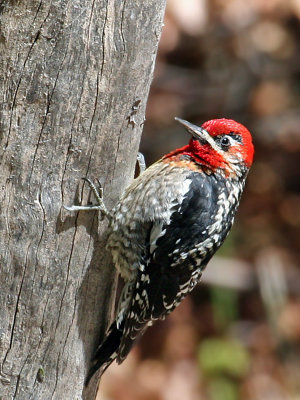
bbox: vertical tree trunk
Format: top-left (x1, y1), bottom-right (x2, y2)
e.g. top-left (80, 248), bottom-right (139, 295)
top-left (0, 1), bottom-right (166, 399)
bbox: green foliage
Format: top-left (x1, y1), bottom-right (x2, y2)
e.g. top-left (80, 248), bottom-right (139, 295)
top-left (210, 287), bottom-right (239, 330)
top-left (198, 338), bottom-right (250, 378)
top-left (207, 376), bottom-right (239, 400)
top-left (216, 229), bottom-right (237, 257)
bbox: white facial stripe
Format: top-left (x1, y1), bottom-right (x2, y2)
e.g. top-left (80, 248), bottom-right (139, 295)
top-left (199, 130), bottom-right (221, 153)
top-left (215, 135), bottom-right (242, 155)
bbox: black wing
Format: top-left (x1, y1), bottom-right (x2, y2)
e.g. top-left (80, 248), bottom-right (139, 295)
top-left (118, 172), bottom-right (225, 361)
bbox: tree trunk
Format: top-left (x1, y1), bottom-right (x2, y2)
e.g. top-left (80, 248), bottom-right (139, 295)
top-left (0, 1), bottom-right (166, 399)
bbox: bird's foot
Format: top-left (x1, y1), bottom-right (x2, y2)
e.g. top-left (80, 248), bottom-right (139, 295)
top-left (137, 152), bottom-right (146, 175)
top-left (64, 178), bottom-right (111, 220)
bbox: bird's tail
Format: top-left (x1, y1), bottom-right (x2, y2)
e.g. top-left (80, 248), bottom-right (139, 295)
top-left (85, 321), bottom-right (123, 386)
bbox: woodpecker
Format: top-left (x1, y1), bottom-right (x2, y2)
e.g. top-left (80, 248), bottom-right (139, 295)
top-left (66, 117), bottom-right (254, 384)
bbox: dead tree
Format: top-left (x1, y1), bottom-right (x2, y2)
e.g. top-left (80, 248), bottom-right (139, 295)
top-left (0, 1), bottom-right (166, 398)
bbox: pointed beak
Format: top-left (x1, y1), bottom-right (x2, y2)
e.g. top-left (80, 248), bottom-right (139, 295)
top-left (175, 117), bottom-right (220, 152)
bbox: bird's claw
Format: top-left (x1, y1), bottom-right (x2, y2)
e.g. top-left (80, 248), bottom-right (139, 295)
top-left (64, 178), bottom-right (111, 220)
top-left (137, 152), bottom-right (146, 174)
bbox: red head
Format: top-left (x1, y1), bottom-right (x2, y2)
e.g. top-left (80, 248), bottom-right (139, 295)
top-left (165, 118), bottom-right (254, 176)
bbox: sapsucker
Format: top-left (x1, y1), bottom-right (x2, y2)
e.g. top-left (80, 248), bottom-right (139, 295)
top-left (67, 117), bottom-right (254, 384)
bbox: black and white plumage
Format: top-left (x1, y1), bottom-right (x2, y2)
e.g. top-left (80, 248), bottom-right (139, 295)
top-left (81, 117), bottom-right (254, 384)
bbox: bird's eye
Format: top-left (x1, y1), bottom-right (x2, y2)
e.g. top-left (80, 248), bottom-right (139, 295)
top-left (219, 136), bottom-right (231, 151)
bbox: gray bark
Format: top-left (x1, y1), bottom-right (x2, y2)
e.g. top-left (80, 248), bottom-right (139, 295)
top-left (0, 1), bottom-right (166, 399)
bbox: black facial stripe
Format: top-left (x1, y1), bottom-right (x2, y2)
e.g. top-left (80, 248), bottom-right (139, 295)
top-left (229, 132), bottom-right (242, 143)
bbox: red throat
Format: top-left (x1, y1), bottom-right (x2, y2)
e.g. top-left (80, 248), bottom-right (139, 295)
top-left (164, 140), bottom-right (226, 171)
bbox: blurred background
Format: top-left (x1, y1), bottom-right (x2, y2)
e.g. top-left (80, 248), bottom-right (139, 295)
top-left (98, 0), bottom-right (300, 399)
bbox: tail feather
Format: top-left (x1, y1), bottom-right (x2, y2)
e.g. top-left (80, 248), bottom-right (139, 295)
top-left (85, 321), bottom-right (123, 386)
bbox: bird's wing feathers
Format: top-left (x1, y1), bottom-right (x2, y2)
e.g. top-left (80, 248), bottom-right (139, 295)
top-left (107, 162), bottom-right (192, 281)
top-left (117, 171), bottom-right (221, 362)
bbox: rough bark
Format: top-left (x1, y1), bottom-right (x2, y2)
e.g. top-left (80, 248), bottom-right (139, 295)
top-left (0, 1), bottom-right (166, 399)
